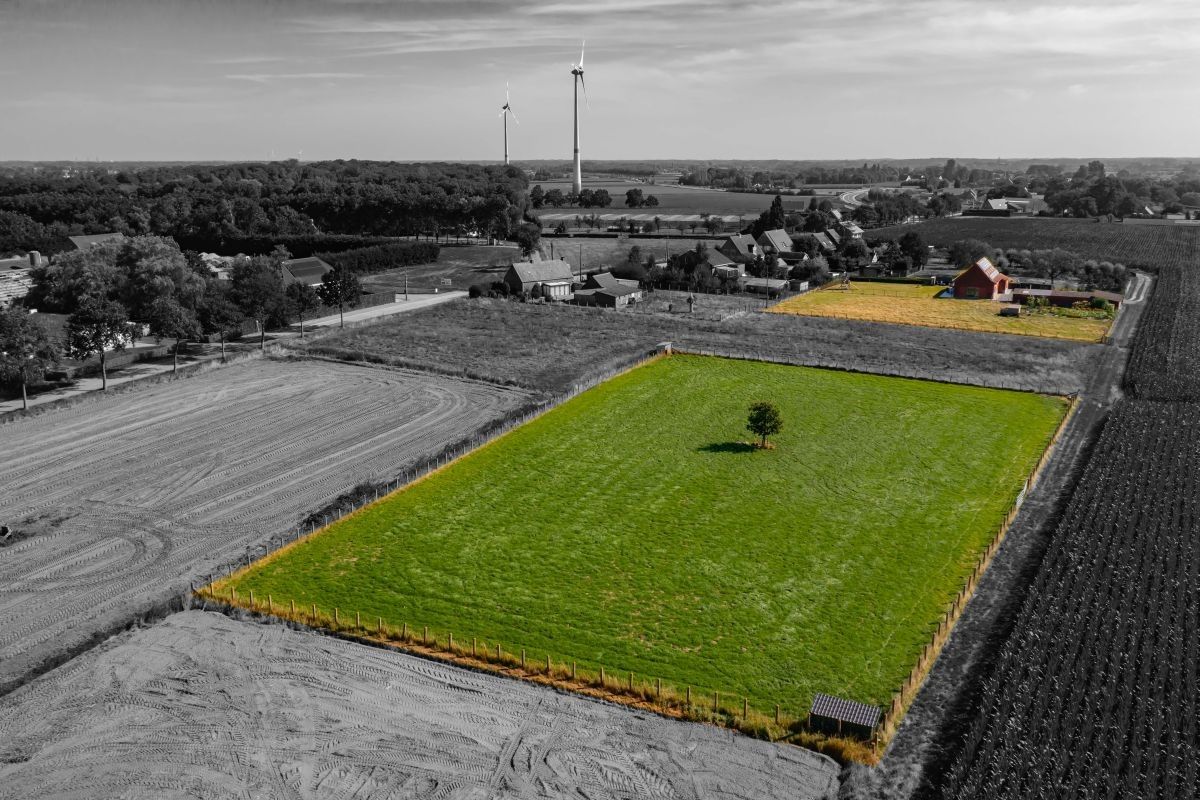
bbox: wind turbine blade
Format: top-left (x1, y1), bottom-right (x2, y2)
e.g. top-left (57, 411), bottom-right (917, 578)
top-left (579, 74), bottom-right (589, 110)
top-left (510, 107), bottom-right (520, 125)
top-left (579, 40), bottom-right (585, 67)
top-left (506, 82), bottom-right (510, 102)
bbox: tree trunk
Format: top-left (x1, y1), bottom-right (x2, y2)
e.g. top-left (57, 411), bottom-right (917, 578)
top-left (173, 338), bottom-right (180, 373)
top-left (259, 320), bottom-right (265, 351)
top-left (100, 351), bottom-right (108, 390)
top-left (299, 312), bottom-right (305, 339)
top-left (220, 333), bottom-right (226, 361)
top-left (338, 304), bottom-right (344, 329)
top-left (21, 379), bottom-right (27, 411)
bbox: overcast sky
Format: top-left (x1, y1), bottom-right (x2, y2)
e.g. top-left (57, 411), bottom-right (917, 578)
top-left (2, 0), bottom-right (1198, 162)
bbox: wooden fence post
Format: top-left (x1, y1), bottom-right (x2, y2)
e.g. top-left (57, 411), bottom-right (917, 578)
top-left (423, 625), bottom-right (428, 645)
top-left (521, 648), bottom-right (526, 668)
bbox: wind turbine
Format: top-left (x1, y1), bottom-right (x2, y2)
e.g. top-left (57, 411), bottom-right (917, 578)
top-left (500, 83), bottom-right (519, 165)
top-left (571, 41), bottom-right (588, 195)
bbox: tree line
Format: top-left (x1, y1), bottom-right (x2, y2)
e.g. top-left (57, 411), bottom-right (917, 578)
top-left (0, 161), bottom-right (530, 256)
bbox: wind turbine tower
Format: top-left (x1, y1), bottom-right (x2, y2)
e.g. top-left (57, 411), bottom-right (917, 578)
top-left (500, 83), bottom-right (519, 165)
top-left (571, 41), bottom-right (588, 195)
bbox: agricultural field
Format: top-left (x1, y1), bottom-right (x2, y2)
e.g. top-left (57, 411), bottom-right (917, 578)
top-left (220, 355), bottom-right (1068, 717)
top-left (0, 358), bottom-right (532, 692)
top-left (769, 282), bottom-right (1112, 342)
top-left (870, 217), bottom-right (1200, 271)
top-left (541, 236), bottom-right (708, 272)
top-left (300, 295), bottom-right (1100, 396)
top-left (535, 179), bottom-right (813, 218)
top-left (360, 243), bottom-right (518, 295)
top-left (943, 399), bottom-right (1200, 800)
top-left (1125, 266), bottom-right (1200, 400)
top-left (0, 611), bottom-right (838, 799)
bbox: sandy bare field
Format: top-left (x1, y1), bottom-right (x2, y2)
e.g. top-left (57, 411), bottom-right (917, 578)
top-left (0, 612), bottom-right (838, 800)
top-left (0, 359), bottom-right (531, 693)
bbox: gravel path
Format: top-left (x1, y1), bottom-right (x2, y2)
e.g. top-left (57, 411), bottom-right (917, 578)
top-left (0, 611), bottom-right (839, 800)
top-left (0, 359), bottom-right (531, 694)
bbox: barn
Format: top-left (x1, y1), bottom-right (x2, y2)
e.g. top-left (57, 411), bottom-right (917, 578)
top-left (809, 693), bottom-right (881, 740)
top-left (952, 257), bottom-right (1010, 300)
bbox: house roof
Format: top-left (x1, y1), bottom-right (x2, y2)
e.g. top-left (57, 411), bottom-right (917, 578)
top-left (843, 222), bottom-right (865, 236)
top-left (825, 228), bottom-right (841, 244)
top-left (67, 232), bottom-right (125, 250)
top-left (812, 232), bottom-right (835, 251)
top-left (757, 229), bottom-right (792, 253)
top-left (282, 256), bottom-right (333, 285)
top-left (955, 257), bottom-right (1008, 285)
top-left (985, 198), bottom-right (1009, 211)
top-left (722, 234), bottom-right (757, 258)
top-left (584, 271), bottom-right (621, 290)
top-left (508, 259), bottom-right (574, 284)
top-left (595, 284), bottom-right (640, 298)
top-left (704, 250), bottom-right (735, 268)
top-left (810, 693), bottom-right (880, 729)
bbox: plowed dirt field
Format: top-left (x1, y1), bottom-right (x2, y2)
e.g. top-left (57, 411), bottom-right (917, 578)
top-left (0, 359), bottom-right (531, 692)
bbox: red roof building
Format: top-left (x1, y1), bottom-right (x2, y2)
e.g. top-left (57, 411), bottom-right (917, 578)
top-left (952, 257), bottom-right (1011, 300)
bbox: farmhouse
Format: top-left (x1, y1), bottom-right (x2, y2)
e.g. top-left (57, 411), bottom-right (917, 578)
top-left (718, 234), bottom-right (758, 263)
top-left (573, 271), bottom-right (643, 308)
top-left (953, 257), bottom-right (1011, 299)
top-left (67, 232), bottom-right (125, 250)
top-left (282, 256), bottom-right (333, 286)
top-left (503, 259), bottom-right (575, 300)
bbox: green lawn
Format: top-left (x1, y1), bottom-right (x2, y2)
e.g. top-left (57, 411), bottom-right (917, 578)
top-left (224, 356), bottom-right (1066, 714)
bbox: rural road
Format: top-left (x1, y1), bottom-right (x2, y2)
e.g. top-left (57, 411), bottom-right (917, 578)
top-left (0, 292), bottom-right (466, 416)
top-left (842, 270), bottom-right (1152, 799)
top-left (839, 188), bottom-right (869, 207)
top-left (0, 611), bottom-right (840, 799)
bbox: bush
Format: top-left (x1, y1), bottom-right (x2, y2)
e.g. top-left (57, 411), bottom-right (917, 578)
top-left (468, 284), bottom-right (484, 299)
top-left (1090, 297), bottom-right (1114, 312)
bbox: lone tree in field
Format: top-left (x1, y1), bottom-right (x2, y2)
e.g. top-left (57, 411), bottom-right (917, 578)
top-left (0, 308), bottom-right (58, 411)
top-left (317, 266), bottom-right (362, 329)
top-left (747, 401), bottom-right (783, 449)
top-left (67, 297), bottom-right (130, 390)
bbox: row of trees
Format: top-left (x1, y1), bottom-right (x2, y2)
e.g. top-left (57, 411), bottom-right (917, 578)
top-left (528, 185), bottom-right (614, 209)
top-left (946, 238), bottom-right (1127, 291)
top-left (2, 236), bottom-right (368, 407)
top-left (0, 161), bottom-right (531, 255)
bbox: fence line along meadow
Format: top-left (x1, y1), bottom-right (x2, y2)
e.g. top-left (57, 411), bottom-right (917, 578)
top-left (193, 582), bottom-right (876, 764)
top-left (192, 347), bottom-right (1076, 763)
top-left (870, 393), bottom-right (1080, 752)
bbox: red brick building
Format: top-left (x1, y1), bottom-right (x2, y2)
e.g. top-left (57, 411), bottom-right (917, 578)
top-left (953, 257), bottom-right (1010, 299)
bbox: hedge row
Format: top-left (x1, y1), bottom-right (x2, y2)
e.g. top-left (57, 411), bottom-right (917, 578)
top-left (316, 241), bottom-right (441, 275)
top-left (173, 234), bottom-right (398, 258)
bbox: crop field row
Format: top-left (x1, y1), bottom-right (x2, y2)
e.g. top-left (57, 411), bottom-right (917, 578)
top-left (0, 358), bottom-right (532, 691)
top-left (219, 355), bottom-right (1067, 720)
top-left (943, 400), bottom-right (1200, 800)
top-left (870, 217), bottom-right (1200, 270)
top-left (1124, 266), bottom-right (1200, 401)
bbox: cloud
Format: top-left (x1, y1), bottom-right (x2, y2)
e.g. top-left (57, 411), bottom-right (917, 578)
top-left (1068, 84), bottom-right (1088, 96)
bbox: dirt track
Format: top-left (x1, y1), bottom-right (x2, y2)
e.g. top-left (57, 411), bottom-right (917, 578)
top-left (0, 611), bottom-right (839, 799)
top-left (0, 359), bottom-right (531, 693)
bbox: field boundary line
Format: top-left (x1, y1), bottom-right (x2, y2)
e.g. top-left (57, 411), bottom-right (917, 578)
top-left (871, 392), bottom-right (1081, 754)
top-left (190, 596), bottom-right (871, 765)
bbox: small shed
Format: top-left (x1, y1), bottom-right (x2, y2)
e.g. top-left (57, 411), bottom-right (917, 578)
top-left (574, 271), bottom-right (642, 308)
top-left (809, 693), bottom-right (881, 740)
top-left (952, 257), bottom-right (1010, 299)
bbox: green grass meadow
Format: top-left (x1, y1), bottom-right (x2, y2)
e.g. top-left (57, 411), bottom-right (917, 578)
top-left (225, 356), bottom-right (1066, 713)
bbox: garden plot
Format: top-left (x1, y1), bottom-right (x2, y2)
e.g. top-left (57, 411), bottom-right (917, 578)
top-left (0, 611), bottom-right (839, 800)
top-left (0, 358), bottom-right (531, 693)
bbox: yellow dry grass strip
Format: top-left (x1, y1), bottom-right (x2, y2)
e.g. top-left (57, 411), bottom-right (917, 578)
top-left (769, 282), bottom-right (1110, 342)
